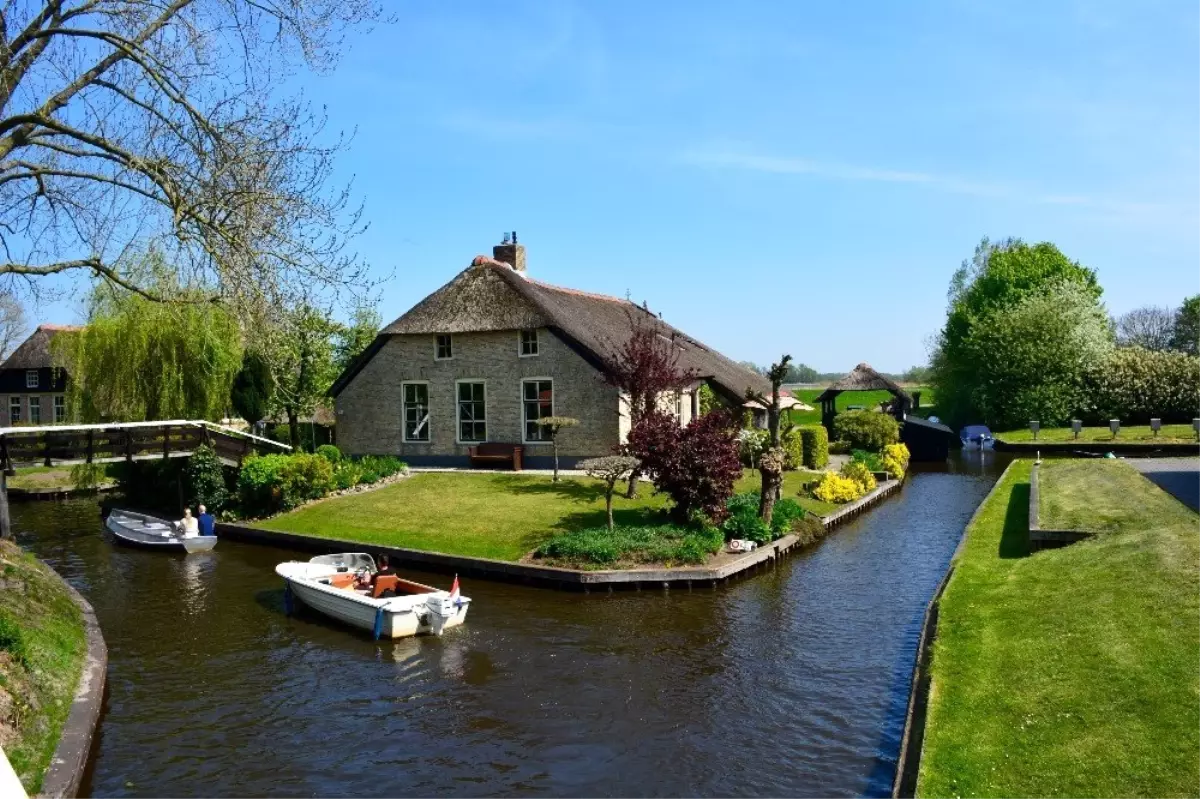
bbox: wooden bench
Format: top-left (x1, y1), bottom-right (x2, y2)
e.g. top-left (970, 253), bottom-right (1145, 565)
top-left (468, 442), bottom-right (523, 471)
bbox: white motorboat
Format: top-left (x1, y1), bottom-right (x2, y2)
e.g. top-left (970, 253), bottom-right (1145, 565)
top-left (106, 509), bottom-right (218, 553)
top-left (960, 424), bottom-right (995, 451)
top-left (276, 553), bottom-right (470, 639)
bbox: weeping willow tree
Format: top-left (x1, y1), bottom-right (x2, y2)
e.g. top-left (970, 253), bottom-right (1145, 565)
top-left (54, 272), bottom-right (243, 422)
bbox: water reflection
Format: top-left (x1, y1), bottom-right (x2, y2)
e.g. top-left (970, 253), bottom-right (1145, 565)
top-left (14, 453), bottom-right (1011, 798)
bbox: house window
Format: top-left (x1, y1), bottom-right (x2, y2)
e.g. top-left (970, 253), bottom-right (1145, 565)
top-left (674, 392), bottom-right (684, 425)
top-left (28, 397), bottom-right (40, 424)
top-left (402, 382), bottom-right (430, 442)
top-left (9, 397), bottom-right (19, 424)
top-left (436, 334), bottom-right (453, 360)
top-left (523, 379), bottom-right (554, 442)
top-left (25, 369), bottom-right (37, 388)
top-left (520, 329), bottom-right (539, 357)
top-left (456, 381), bottom-right (486, 442)
top-left (54, 396), bottom-right (66, 424)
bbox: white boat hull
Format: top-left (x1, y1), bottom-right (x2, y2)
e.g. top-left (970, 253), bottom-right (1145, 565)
top-left (276, 555), bottom-right (469, 639)
top-left (106, 509), bottom-right (218, 552)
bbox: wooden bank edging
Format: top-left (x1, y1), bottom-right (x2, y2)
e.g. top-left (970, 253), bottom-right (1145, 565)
top-left (891, 460), bottom-right (1017, 799)
top-left (217, 478), bottom-right (903, 592)
top-left (995, 439), bottom-right (1199, 456)
top-left (9, 485), bottom-right (116, 503)
top-left (1027, 463), bottom-right (1091, 552)
top-left (38, 571), bottom-right (107, 799)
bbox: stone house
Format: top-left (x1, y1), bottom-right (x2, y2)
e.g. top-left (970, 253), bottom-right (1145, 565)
top-left (330, 237), bottom-right (769, 468)
top-left (0, 324), bottom-right (79, 426)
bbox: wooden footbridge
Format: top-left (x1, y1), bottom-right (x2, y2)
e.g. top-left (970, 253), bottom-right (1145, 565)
top-left (0, 420), bottom-right (291, 538)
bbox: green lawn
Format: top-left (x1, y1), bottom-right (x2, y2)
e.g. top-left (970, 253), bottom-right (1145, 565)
top-left (7, 466), bottom-right (72, 491)
top-left (257, 468), bottom-right (831, 561)
top-left (918, 460), bottom-right (1200, 798)
top-left (0, 539), bottom-right (87, 794)
top-left (997, 423), bottom-right (1197, 444)
top-left (786, 385), bottom-right (935, 425)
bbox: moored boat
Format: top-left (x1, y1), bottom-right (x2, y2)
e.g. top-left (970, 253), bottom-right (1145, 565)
top-left (276, 553), bottom-right (470, 639)
top-left (105, 508), bottom-right (219, 552)
top-left (960, 424), bottom-right (995, 450)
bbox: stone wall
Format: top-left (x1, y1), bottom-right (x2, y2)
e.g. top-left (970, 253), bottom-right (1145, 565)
top-left (336, 328), bottom-right (622, 464)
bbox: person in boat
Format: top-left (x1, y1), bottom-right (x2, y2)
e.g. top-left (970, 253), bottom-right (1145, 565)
top-left (196, 504), bottom-right (216, 537)
top-left (356, 555), bottom-right (397, 591)
top-left (178, 508), bottom-right (199, 538)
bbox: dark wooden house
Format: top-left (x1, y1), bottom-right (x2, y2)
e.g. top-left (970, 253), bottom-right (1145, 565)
top-left (0, 325), bottom-right (79, 426)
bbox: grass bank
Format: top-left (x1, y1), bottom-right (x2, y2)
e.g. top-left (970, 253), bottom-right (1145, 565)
top-left (918, 460), bottom-right (1200, 797)
top-left (0, 539), bottom-right (87, 794)
top-left (257, 468), bottom-right (829, 562)
top-left (997, 423), bottom-right (1196, 444)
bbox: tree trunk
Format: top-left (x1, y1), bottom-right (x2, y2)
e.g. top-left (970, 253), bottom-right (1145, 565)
top-left (0, 470), bottom-right (10, 541)
top-left (758, 448), bottom-right (785, 523)
top-left (625, 469), bottom-right (640, 498)
top-left (605, 488), bottom-right (614, 530)
top-left (552, 438), bottom-right (560, 482)
top-left (287, 407), bottom-right (300, 450)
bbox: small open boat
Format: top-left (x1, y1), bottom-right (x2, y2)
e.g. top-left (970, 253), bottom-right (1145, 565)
top-left (276, 553), bottom-right (470, 639)
top-left (960, 424), bottom-right (995, 450)
top-left (105, 509), bottom-right (218, 553)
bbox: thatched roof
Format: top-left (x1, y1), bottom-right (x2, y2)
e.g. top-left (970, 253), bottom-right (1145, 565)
top-left (814, 362), bottom-right (911, 402)
top-left (331, 258), bottom-right (770, 401)
top-left (743, 392), bottom-right (814, 412)
top-left (1, 324), bottom-right (80, 370)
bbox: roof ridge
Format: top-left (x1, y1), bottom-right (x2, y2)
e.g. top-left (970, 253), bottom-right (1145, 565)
top-left (483, 262), bottom-right (632, 305)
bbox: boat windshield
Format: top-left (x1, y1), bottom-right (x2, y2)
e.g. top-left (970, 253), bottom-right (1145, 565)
top-left (311, 553), bottom-right (376, 573)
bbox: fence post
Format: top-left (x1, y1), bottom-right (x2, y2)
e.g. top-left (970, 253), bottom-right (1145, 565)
top-left (163, 424), bottom-right (171, 459)
top-left (124, 429), bottom-right (133, 463)
top-left (86, 429), bottom-right (94, 464)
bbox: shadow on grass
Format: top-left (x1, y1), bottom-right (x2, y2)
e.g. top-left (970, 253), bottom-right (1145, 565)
top-left (999, 482), bottom-right (1031, 559)
top-left (552, 506), bottom-right (673, 534)
top-left (507, 478), bottom-right (607, 504)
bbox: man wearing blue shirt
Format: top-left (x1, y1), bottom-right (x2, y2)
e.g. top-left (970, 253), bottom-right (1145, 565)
top-left (197, 504), bottom-right (216, 537)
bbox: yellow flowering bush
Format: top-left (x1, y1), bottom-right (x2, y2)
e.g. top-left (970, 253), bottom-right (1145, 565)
top-left (840, 460), bottom-right (877, 493)
top-left (880, 443), bottom-right (911, 479)
top-left (812, 472), bottom-right (865, 504)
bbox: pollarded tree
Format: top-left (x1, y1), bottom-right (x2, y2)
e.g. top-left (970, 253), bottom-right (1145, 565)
top-left (0, 0), bottom-right (383, 309)
top-left (537, 416), bottom-right (579, 482)
top-left (603, 309), bottom-right (699, 496)
top-left (745, 354), bottom-right (792, 522)
top-left (581, 455), bottom-right (639, 531)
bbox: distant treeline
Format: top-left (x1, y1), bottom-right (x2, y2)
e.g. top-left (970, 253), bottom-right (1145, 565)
top-left (739, 361), bottom-right (929, 385)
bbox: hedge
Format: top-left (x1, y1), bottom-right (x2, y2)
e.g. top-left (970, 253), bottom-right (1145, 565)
top-left (1082, 347), bottom-right (1200, 424)
top-left (798, 425), bottom-right (829, 469)
top-left (832, 410), bottom-right (900, 451)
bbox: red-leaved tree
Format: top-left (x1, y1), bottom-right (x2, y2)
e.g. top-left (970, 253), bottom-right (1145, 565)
top-left (604, 310), bottom-right (699, 496)
top-left (627, 409), bottom-right (742, 524)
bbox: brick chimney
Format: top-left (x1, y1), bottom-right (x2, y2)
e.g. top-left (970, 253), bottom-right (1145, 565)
top-left (492, 230), bottom-right (526, 273)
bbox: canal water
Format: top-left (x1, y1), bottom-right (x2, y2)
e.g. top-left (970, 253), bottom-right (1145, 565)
top-left (15, 452), bottom-right (1009, 798)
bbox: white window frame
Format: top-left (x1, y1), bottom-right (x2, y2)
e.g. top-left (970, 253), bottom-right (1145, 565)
top-left (53, 395), bottom-right (66, 424)
top-left (28, 396), bottom-right (40, 424)
top-left (455, 379), bottom-right (487, 444)
top-left (521, 377), bottom-right (555, 444)
top-left (401, 381), bottom-right (431, 443)
top-left (519, 329), bottom-right (539, 357)
top-left (9, 396), bottom-right (20, 424)
top-left (25, 369), bottom-right (38, 388)
top-left (435, 334), bottom-right (454, 360)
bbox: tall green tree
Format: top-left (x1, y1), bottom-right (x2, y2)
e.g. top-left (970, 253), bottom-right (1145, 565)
top-left (930, 238), bottom-right (1107, 427)
top-left (334, 304), bottom-right (382, 373)
top-left (1171, 295), bottom-right (1200, 356)
top-left (267, 304), bottom-right (339, 449)
top-left (55, 271), bottom-right (242, 422)
top-left (230, 351), bottom-right (275, 425)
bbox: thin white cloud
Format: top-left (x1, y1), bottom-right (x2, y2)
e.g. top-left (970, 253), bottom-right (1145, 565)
top-left (678, 147), bottom-right (1186, 219)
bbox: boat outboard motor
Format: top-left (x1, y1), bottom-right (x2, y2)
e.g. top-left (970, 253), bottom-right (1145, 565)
top-left (425, 593), bottom-right (458, 636)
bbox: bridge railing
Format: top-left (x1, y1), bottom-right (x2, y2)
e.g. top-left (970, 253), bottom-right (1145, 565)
top-left (0, 420), bottom-right (292, 470)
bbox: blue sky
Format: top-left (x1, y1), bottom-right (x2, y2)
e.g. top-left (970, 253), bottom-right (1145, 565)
top-left (44, 1), bottom-right (1200, 372)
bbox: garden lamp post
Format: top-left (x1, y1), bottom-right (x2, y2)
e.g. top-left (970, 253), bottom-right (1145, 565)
top-left (1071, 419), bottom-right (1082, 440)
top-left (1150, 418), bottom-right (1162, 437)
top-left (1109, 419), bottom-right (1120, 438)
top-left (1029, 420), bottom-right (1040, 441)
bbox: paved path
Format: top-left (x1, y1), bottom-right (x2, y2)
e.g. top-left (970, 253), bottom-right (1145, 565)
top-left (1129, 457), bottom-right (1200, 512)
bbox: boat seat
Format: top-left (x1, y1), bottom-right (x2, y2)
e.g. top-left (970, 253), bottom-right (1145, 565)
top-left (328, 573), bottom-right (357, 590)
top-left (372, 574), bottom-right (400, 598)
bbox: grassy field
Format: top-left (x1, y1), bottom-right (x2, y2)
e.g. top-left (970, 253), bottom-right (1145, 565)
top-left (257, 468), bottom-right (831, 561)
top-left (918, 460), bottom-right (1200, 798)
top-left (997, 423), bottom-right (1197, 444)
top-left (0, 539), bottom-right (87, 794)
top-left (7, 466), bottom-right (73, 491)
top-left (785, 385), bottom-right (935, 425)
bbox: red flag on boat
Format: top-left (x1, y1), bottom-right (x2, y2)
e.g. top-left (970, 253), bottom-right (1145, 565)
top-left (448, 574), bottom-right (460, 602)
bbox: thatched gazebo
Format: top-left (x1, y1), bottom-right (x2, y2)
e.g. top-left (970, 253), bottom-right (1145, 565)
top-left (814, 362), bottom-right (912, 429)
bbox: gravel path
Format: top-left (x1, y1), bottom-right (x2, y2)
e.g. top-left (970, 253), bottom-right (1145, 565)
top-left (1128, 457), bottom-right (1200, 512)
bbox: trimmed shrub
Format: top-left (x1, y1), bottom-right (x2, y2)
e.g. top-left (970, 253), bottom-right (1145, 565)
top-left (237, 452), bottom-right (336, 516)
top-left (781, 426), bottom-right (804, 471)
top-left (798, 425), bottom-right (829, 469)
top-left (356, 455), bottom-right (406, 484)
top-left (1081, 346), bottom-right (1200, 424)
top-left (534, 524), bottom-right (723, 567)
top-left (316, 444), bottom-right (342, 463)
top-left (792, 513), bottom-right (826, 546)
top-left (812, 472), bottom-right (865, 504)
top-left (723, 509), bottom-right (772, 545)
top-left (880, 443), bottom-right (911, 479)
top-left (770, 497), bottom-right (807, 534)
top-left (832, 410), bottom-right (899, 451)
top-left (333, 460), bottom-right (363, 491)
top-left (279, 453), bottom-right (335, 507)
top-left (628, 410), bottom-right (742, 524)
top-left (840, 460), bottom-right (877, 493)
top-left (851, 449), bottom-right (883, 472)
top-left (186, 443), bottom-right (230, 511)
